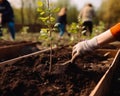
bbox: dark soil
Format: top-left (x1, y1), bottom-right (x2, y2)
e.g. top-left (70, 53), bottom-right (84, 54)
top-left (0, 45), bottom-right (114, 96)
top-left (108, 65), bottom-right (120, 96)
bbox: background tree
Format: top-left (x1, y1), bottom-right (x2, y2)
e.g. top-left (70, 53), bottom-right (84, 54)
top-left (12, 0), bottom-right (79, 25)
top-left (51, 0), bottom-right (79, 24)
top-left (98, 0), bottom-right (120, 28)
top-left (20, 0), bottom-right (24, 25)
top-left (67, 6), bottom-right (78, 24)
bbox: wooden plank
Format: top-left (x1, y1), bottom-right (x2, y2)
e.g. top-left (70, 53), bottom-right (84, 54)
top-left (0, 42), bottom-right (38, 59)
top-left (0, 46), bottom-right (57, 67)
top-left (90, 50), bottom-right (120, 96)
top-left (97, 49), bottom-right (118, 57)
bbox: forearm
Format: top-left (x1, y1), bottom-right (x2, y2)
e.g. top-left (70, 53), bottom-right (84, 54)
top-left (96, 30), bottom-right (115, 46)
top-left (96, 23), bottom-right (120, 46)
top-left (71, 23), bottom-right (120, 62)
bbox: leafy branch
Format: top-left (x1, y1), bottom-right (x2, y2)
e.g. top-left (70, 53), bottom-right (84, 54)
top-left (37, 0), bottom-right (59, 72)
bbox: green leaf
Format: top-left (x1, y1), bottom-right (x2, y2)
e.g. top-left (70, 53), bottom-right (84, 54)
top-left (39, 17), bottom-right (48, 22)
top-left (40, 11), bottom-right (45, 15)
top-left (41, 28), bottom-right (48, 33)
top-left (50, 17), bottom-right (55, 22)
top-left (37, 8), bottom-right (43, 12)
top-left (53, 8), bottom-right (60, 12)
top-left (37, 1), bottom-right (43, 7)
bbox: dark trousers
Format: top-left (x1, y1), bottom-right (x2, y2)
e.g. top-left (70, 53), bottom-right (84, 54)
top-left (82, 21), bottom-right (93, 35)
top-left (2, 21), bottom-right (15, 40)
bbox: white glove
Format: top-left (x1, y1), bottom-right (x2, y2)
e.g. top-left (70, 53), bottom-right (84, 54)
top-left (54, 23), bottom-right (60, 27)
top-left (71, 37), bottom-right (98, 62)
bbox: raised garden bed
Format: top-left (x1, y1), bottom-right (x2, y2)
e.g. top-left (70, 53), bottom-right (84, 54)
top-left (108, 54), bottom-right (120, 96)
top-left (0, 40), bottom-right (41, 62)
top-left (0, 45), bottom-right (117, 96)
top-left (0, 40), bottom-right (32, 47)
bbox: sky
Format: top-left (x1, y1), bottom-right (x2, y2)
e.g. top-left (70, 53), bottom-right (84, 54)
top-left (50, 0), bottom-right (102, 10)
top-left (8, 0), bottom-right (21, 8)
top-left (8, 0), bottom-right (102, 10)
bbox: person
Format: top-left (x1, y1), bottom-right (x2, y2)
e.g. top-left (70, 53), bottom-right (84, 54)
top-left (71, 23), bottom-right (120, 62)
top-left (0, 0), bottom-right (16, 40)
top-left (78, 3), bottom-right (95, 36)
top-left (55, 7), bottom-right (70, 40)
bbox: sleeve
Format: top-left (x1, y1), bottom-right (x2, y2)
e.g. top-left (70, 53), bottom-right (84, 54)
top-left (3, 1), bottom-right (14, 17)
top-left (110, 23), bottom-right (120, 41)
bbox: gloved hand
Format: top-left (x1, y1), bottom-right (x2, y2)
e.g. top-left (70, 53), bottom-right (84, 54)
top-left (54, 23), bottom-right (60, 27)
top-left (71, 37), bottom-right (98, 63)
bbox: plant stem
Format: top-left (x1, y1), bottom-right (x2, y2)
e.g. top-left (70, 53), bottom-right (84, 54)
top-left (47, 0), bottom-right (52, 73)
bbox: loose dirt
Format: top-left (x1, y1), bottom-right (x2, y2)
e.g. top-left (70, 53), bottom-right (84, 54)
top-left (0, 45), bottom-right (114, 96)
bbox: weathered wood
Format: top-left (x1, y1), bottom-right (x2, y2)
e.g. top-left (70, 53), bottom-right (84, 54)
top-left (0, 46), bottom-right (57, 67)
top-left (90, 50), bottom-right (120, 96)
top-left (0, 42), bottom-right (38, 59)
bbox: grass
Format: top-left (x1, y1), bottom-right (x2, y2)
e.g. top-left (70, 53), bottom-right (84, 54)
top-left (0, 24), bottom-right (104, 48)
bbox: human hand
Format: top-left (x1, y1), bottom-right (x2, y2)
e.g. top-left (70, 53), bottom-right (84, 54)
top-left (71, 38), bottom-right (98, 63)
top-left (71, 41), bottom-right (87, 63)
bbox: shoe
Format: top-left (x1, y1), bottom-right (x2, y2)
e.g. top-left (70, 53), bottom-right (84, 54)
top-left (54, 23), bottom-right (60, 27)
top-left (82, 30), bottom-right (87, 35)
top-left (82, 26), bottom-right (86, 30)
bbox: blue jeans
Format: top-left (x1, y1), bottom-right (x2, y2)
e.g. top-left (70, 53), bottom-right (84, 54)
top-left (58, 23), bottom-right (66, 37)
top-left (8, 21), bottom-right (16, 40)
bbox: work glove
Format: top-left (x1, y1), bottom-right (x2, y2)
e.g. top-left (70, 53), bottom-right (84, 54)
top-left (54, 23), bottom-right (60, 27)
top-left (71, 37), bottom-right (98, 63)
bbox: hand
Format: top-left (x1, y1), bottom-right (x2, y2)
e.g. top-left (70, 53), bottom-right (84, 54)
top-left (71, 41), bottom-right (87, 63)
top-left (71, 38), bottom-right (98, 63)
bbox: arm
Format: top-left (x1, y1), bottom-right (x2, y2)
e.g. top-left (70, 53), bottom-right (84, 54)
top-left (2, 1), bottom-right (14, 17)
top-left (71, 23), bottom-right (120, 62)
top-left (97, 23), bottom-right (120, 45)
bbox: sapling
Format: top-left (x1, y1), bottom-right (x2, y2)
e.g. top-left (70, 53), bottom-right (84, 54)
top-left (37, 0), bottom-right (59, 72)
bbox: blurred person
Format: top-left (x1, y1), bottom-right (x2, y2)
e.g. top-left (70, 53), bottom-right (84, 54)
top-left (78, 3), bottom-right (95, 36)
top-left (0, 0), bottom-right (16, 40)
top-left (55, 7), bottom-right (70, 40)
top-left (71, 23), bottom-right (120, 62)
